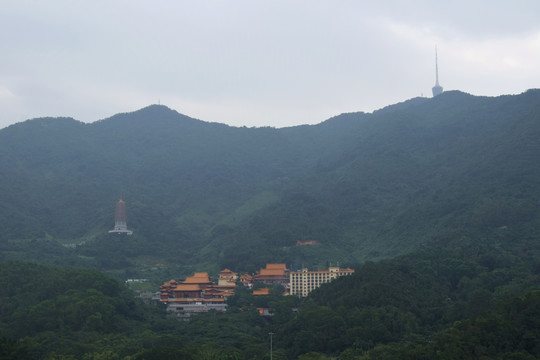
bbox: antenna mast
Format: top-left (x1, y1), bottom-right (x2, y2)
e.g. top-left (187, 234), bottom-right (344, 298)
top-left (435, 46), bottom-right (440, 86)
top-left (432, 46), bottom-right (443, 97)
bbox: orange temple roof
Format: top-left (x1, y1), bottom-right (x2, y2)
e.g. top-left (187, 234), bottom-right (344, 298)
top-left (266, 263), bottom-right (287, 270)
top-left (253, 288), bottom-right (271, 296)
top-left (183, 272), bottom-right (212, 284)
top-left (164, 298), bottom-right (225, 303)
top-left (173, 284), bottom-right (202, 291)
top-left (259, 269), bottom-right (287, 276)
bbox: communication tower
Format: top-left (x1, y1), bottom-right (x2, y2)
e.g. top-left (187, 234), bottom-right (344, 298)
top-left (432, 46), bottom-right (443, 97)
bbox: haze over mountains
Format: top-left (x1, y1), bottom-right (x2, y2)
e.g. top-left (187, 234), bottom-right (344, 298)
top-left (1, 90), bottom-right (539, 276)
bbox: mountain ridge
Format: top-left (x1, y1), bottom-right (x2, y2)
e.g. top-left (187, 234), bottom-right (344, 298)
top-left (0, 90), bottom-right (539, 274)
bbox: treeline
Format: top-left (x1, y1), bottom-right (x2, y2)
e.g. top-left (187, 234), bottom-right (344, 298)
top-left (275, 237), bottom-right (540, 358)
top-left (0, 261), bottom-right (171, 358)
top-left (0, 261), bottom-right (278, 359)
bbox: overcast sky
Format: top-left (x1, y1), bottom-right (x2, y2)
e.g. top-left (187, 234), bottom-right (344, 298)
top-left (1, 1), bottom-right (539, 129)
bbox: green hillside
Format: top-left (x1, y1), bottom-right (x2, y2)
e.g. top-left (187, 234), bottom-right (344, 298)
top-left (2, 235), bottom-right (539, 359)
top-left (0, 90), bottom-right (539, 277)
top-left (212, 90), bottom-right (540, 269)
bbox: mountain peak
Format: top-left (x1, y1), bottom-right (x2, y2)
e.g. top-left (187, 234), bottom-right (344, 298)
top-left (92, 104), bottom-right (206, 130)
top-left (135, 104), bottom-right (174, 114)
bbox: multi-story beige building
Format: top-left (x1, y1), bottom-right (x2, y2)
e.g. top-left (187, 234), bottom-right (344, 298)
top-left (290, 266), bottom-right (354, 297)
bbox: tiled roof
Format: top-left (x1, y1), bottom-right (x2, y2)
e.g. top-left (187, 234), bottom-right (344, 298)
top-left (266, 263), bottom-right (287, 270)
top-left (183, 273), bottom-right (212, 284)
top-left (173, 284), bottom-right (202, 291)
top-left (253, 288), bottom-right (271, 296)
top-left (220, 268), bottom-right (237, 275)
top-left (193, 272), bottom-right (209, 277)
top-left (259, 269), bottom-right (287, 276)
top-left (212, 285), bottom-right (236, 289)
top-left (164, 298), bottom-right (225, 303)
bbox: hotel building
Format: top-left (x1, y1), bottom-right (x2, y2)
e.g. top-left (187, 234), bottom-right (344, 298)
top-left (290, 266), bottom-right (354, 297)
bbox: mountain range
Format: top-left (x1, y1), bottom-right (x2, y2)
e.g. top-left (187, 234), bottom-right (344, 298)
top-left (1, 89), bottom-right (539, 277)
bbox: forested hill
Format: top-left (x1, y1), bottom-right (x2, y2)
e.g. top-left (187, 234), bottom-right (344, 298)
top-left (0, 90), bottom-right (539, 274)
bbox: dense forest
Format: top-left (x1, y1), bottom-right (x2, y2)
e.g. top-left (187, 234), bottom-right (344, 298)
top-left (1, 233), bottom-right (539, 359)
top-left (0, 90), bottom-right (539, 358)
top-left (0, 90), bottom-right (539, 278)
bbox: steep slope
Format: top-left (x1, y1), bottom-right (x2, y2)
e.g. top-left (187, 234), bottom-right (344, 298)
top-left (213, 90), bottom-right (540, 269)
top-left (0, 106), bottom-right (317, 241)
top-left (274, 238), bottom-right (540, 358)
top-left (0, 91), bottom-right (539, 273)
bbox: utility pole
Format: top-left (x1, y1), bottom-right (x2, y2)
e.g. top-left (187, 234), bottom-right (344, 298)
top-left (269, 332), bottom-right (274, 360)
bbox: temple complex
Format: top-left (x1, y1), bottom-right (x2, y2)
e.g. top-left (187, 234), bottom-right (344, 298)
top-left (158, 263), bottom-right (355, 318)
top-left (159, 270), bottom-right (237, 319)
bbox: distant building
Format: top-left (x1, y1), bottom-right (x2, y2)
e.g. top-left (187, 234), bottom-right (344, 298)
top-left (213, 269), bottom-right (237, 298)
top-left (217, 268), bottom-right (238, 286)
top-left (159, 272), bottom-right (233, 319)
top-left (253, 263), bottom-right (290, 284)
top-left (239, 273), bottom-right (254, 288)
top-left (256, 307), bottom-right (273, 316)
top-left (108, 198), bottom-right (133, 235)
top-left (253, 288), bottom-right (271, 296)
top-left (290, 266), bottom-right (354, 297)
top-left (432, 46), bottom-right (443, 97)
top-left (296, 240), bottom-right (318, 246)
top-left (159, 279), bottom-right (178, 299)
